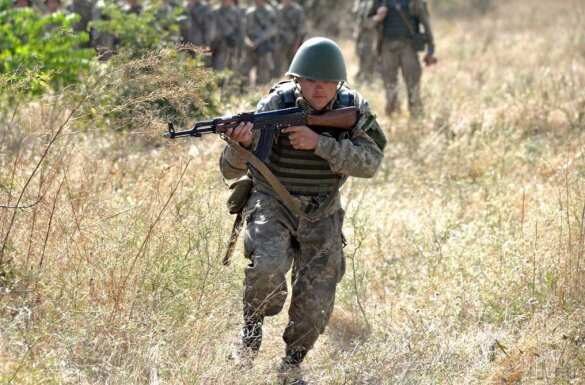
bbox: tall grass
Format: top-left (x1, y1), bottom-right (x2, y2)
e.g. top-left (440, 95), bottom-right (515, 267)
top-left (1, 0), bottom-right (585, 384)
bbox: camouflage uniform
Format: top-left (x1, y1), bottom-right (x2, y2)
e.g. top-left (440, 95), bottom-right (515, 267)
top-left (91, 0), bottom-right (119, 58)
top-left (122, 0), bottom-right (142, 15)
top-left (181, 0), bottom-right (211, 46)
top-left (373, 0), bottom-right (435, 116)
top-left (353, 0), bottom-right (377, 83)
top-left (272, 1), bottom-right (305, 78)
top-left (67, 0), bottom-right (93, 36)
top-left (220, 81), bottom-right (386, 363)
top-left (239, 2), bottom-right (277, 86)
top-left (210, 2), bottom-right (243, 71)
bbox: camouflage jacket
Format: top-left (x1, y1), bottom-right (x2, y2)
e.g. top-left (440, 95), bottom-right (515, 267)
top-left (220, 81), bottom-right (386, 214)
top-left (210, 4), bottom-right (243, 48)
top-left (276, 2), bottom-right (305, 46)
top-left (182, 0), bottom-right (211, 46)
top-left (244, 4), bottom-right (278, 48)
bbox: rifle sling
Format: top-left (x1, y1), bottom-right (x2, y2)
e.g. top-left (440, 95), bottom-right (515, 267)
top-left (222, 211), bottom-right (243, 266)
top-left (223, 136), bottom-right (340, 221)
top-left (392, 0), bottom-right (418, 37)
top-left (220, 132), bottom-right (342, 266)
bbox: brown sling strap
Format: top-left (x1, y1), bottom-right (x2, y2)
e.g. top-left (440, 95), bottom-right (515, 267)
top-left (221, 136), bottom-right (342, 265)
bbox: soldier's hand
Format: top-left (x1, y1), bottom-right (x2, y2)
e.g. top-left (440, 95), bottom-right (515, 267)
top-left (372, 6), bottom-right (388, 23)
top-left (424, 54), bottom-right (438, 66)
top-left (282, 126), bottom-right (319, 151)
top-left (226, 121), bottom-right (254, 148)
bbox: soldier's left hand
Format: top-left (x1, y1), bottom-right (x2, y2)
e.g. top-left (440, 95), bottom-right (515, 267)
top-left (282, 126), bottom-right (319, 150)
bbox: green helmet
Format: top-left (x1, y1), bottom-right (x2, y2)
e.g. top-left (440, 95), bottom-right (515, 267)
top-left (286, 37), bottom-right (347, 82)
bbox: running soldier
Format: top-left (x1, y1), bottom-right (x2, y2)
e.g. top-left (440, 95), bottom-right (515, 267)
top-left (272, 0), bottom-right (305, 79)
top-left (239, 0), bottom-right (277, 86)
top-left (221, 37), bottom-right (386, 384)
top-left (371, 0), bottom-right (437, 117)
top-left (210, 0), bottom-right (243, 71)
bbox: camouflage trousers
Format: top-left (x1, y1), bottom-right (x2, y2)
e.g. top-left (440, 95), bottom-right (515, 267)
top-left (355, 27), bottom-right (378, 83)
top-left (379, 39), bottom-right (423, 117)
top-left (239, 49), bottom-right (274, 86)
top-left (272, 42), bottom-right (297, 80)
top-left (242, 191), bottom-right (346, 356)
top-left (211, 42), bottom-right (238, 71)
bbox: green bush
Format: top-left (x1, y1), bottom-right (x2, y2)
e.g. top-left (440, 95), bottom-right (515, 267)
top-left (71, 48), bottom-right (220, 132)
top-left (0, 3), bottom-right (94, 96)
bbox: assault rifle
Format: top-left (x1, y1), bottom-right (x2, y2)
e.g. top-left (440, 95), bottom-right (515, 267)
top-left (163, 106), bottom-right (360, 139)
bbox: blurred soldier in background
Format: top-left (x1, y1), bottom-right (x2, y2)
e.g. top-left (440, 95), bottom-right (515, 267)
top-left (123, 0), bottom-right (142, 14)
top-left (91, 0), bottom-right (119, 59)
top-left (371, 0), bottom-right (436, 117)
top-left (240, 0), bottom-right (277, 86)
top-left (272, 0), bottom-right (305, 78)
top-left (155, 0), bottom-right (183, 43)
top-left (68, 0), bottom-right (94, 39)
top-left (181, 0), bottom-right (211, 47)
top-left (353, 0), bottom-right (377, 84)
top-left (210, 0), bottom-right (243, 71)
top-left (473, 0), bottom-right (492, 14)
top-left (44, 0), bottom-right (62, 13)
top-left (13, 0), bottom-right (32, 8)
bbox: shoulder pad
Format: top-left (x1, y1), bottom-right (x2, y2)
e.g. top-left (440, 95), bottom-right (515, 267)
top-left (335, 87), bottom-right (357, 108)
top-left (269, 80), bottom-right (297, 108)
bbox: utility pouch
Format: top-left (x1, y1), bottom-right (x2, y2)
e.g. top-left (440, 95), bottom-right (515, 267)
top-left (226, 176), bottom-right (253, 214)
top-left (412, 32), bottom-right (428, 52)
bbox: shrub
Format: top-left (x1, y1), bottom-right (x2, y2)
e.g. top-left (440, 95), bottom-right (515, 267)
top-left (0, 3), bottom-right (93, 97)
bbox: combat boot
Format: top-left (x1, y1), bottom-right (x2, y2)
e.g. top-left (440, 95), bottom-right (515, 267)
top-left (277, 350), bottom-right (307, 385)
top-left (230, 314), bottom-right (264, 369)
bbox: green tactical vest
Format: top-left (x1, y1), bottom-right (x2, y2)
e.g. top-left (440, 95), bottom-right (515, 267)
top-left (260, 82), bottom-right (356, 196)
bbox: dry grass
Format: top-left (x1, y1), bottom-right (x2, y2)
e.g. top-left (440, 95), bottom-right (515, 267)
top-left (1, 0), bottom-right (585, 384)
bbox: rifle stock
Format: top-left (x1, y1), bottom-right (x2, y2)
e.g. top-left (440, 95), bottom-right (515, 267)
top-left (305, 107), bottom-right (359, 129)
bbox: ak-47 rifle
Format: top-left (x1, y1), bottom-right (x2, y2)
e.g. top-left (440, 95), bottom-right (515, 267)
top-left (163, 106), bottom-right (360, 140)
top-left (164, 105), bottom-right (361, 266)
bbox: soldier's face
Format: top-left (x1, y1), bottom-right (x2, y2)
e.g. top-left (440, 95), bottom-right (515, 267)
top-left (298, 78), bottom-right (338, 111)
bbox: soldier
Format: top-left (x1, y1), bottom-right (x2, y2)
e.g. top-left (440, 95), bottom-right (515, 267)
top-left (210, 0), bottom-right (244, 71)
top-left (239, 0), bottom-right (277, 86)
top-left (181, 0), bottom-right (211, 47)
top-left (272, 0), bottom-right (305, 79)
top-left (44, 0), bottom-right (62, 13)
top-left (67, 0), bottom-right (94, 37)
top-left (221, 37), bottom-right (386, 384)
top-left (353, 0), bottom-right (377, 84)
top-left (123, 0), bottom-right (142, 15)
top-left (13, 0), bottom-right (32, 8)
top-left (371, 0), bottom-right (437, 117)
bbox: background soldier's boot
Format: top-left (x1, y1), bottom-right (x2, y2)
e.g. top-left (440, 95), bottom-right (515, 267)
top-left (277, 349), bottom-right (307, 385)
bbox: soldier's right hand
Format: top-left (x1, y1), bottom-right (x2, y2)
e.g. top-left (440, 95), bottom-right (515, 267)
top-left (372, 6), bottom-right (388, 23)
top-left (226, 121), bottom-right (254, 148)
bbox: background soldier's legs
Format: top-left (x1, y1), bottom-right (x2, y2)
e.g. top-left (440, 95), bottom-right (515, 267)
top-left (211, 45), bottom-right (228, 71)
top-left (380, 43), bottom-right (402, 115)
top-left (400, 43), bottom-right (423, 117)
top-left (256, 53), bottom-right (275, 85)
top-left (239, 50), bottom-right (256, 87)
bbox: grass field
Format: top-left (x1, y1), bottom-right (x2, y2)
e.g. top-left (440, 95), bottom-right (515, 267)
top-left (1, 0), bottom-right (584, 384)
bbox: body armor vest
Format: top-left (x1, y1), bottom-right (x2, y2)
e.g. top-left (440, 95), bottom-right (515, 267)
top-left (382, 0), bottom-right (418, 40)
top-left (255, 82), bottom-right (356, 196)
